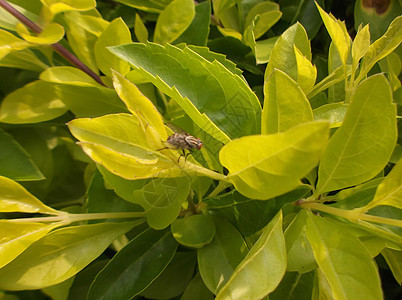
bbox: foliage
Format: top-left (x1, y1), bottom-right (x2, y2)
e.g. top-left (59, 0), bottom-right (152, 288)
top-left (0, 0), bottom-right (401, 299)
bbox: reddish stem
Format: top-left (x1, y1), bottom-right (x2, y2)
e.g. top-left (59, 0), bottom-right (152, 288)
top-left (0, 0), bottom-right (106, 86)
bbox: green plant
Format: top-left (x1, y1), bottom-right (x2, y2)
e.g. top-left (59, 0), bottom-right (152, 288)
top-left (0, 0), bottom-right (401, 299)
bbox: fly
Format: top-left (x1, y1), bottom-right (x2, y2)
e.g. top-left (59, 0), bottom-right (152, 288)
top-left (158, 132), bottom-right (203, 162)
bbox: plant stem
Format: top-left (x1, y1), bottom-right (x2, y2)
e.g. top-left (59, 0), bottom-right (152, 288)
top-left (0, 0), bottom-right (106, 87)
top-left (297, 200), bottom-right (402, 227)
top-left (8, 211), bottom-right (145, 223)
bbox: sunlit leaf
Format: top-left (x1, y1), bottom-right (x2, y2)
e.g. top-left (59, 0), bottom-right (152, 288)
top-left (360, 159), bottom-right (402, 211)
top-left (94, 18), bottom-right (131, 76)
top-left (265, 23), bottom-right (311, 82)
top-left (40, 66), bottom-right (100, 86)
top-left (0, 221), bottom-right (62, 269)
top-left (0, 176), bottom-right (59, 214)
top-left (316, 3), bottom-right (351, 65)
top-left (0, 29), bottom-right (30, 59)
top-left (16, 22), bottom-right (64, 44)
top-left (315, 74), bottom-right (397, 195)
top-left (306, 212), bottom-right (383, 300)
top-left (109, 42), bottom-right (261, 143)
top-left (216, 211), bottom-right (286, 299)
top-left (0, 222), bottom-right (137, 290)
top-left (154, 0), bottom-right (195, 44)
top-left (0, 80), bottom-right (67, 124)
top-left (262, 69), bottom-right (313, 134)
top-left (221, 121), bottom-right (329, 200)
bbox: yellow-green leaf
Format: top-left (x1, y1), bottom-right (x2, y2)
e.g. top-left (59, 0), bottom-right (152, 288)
top-left (94, 18), bottom-right (131, 76)
top-left (0, 221), bottom-right (62, 269)
top-left (306, 212), bottom-right (382, 300)
top-left (0, 29), bottom-right (30, 59)
top-left (134, 13), bottom-right (148, 43)
top-left (16, 22), bottom-right (64, 44)
top-left (315, 74), bottom-right (397, 195)
top-left (361, 159), bottom-right (402, 211)
top-left (262, 69), bottom-right (313, 134)
top-left (112, 71), bottom-right (167, 141)
top-left (0, 176), bottom-right (60, 214)
top-left (0, 80), bottom-right (67, 124)
top-left (216, 211), bottom-right (286, 299)
top-left (0, 221), bottom-right (136, 290)
top-left (316, 3), bottom-right (351, 66)
top-left (220, 121), bottom-right (329, 200)
top-left (40, 66), bottom-right (100, 86)
top-left (352, 24), bottom-right (370, 69)
top-left (294, 46), bottom-right (317, 95)
top-left (154, 0), bottom-right (195, 44)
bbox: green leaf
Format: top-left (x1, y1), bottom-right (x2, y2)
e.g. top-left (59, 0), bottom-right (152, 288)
top-left (285, 210), bottom-right (317, 273)
top-left (307, 65), bottom-right (349, 99)
top-left (306, 212), bottom-right (382, 300)
top-left (63, 11), bottom-right (98, 73)
top-left (361, 159), bottom-right (402, 211)
top-left (41, 0), bottom-right (96, 16)
top-left (382, 248), bottom-right (402, 284)
top-left (112, 70), bottom-right (167, 141)
top-left (197, 218), bottom-right (248, 294)
top-left (141, 251), bottom-right (196, 299)
top-left (171, 214), bottom-right (216, 248)
top-left (114, 0), bottom-right (171, 13)
top-left (269, 271), bottom-right (315, 300)
top-left (154, 0), bottom-right (195, 44)
top-left (0, 176), bottom-right (60, 214)
top-left (94, 18), bottom-right (131, 77)
top-left (315, 74), bottom-right (397, 195)
top-left (0, 48), bottom-right (48, 72)
top-left (67, 260), bottom-right (109, 300)
top-left (265, 22), bottom-right (311, 82)
top-left (262, 69), bottom-right (313, 134)
top-left (181, 272), bottom-right (214, 300)
top-left (244, 2), bottom-right (282, 39)
top-left (68, 114), bottom-right (222, 180)
top-left (220, 121), bottom-right (329, 200)
top-left (357, 16), bottom-right (402, 83)
top-left (0, 29), bottom-right (30, 59)
top-left (53, 83), bottom-right (128, 117)
top-left (316, 3), bottom-right (351, 66)
top-left (16, 22), bottom-right (65, 44)
top-left (354, 0), bottom-right (401, 41)
top-left (40, 66), bottom-right (100, 86)
top-left (0, 80), bottom-right (67, 124)
top-left (87, 228), bottom-right (178, 300)
top-left (352, 24), bottom-right (370, 71)
top-left (97, 165), bottom-right (148, 204)
top-left (0, 129), bottom-right (44, 180)
top-left (109, 42), bottom-right (261, 143)
top-left (134, 13), bottom-right (148, 43)
top-left (313, 103), bottom-right (348, 128)
top-left (173, 1), bottom-right (211, 46)
top-left (0, 222), bottom-right (136, 290)
top-left (216, 211), bottom-right (286, 299)
top-left (0, 221), bottom-right (62, 269)
top-left (294, 46), bottom-right (317, 95)
top-left (133, 177), bottom-right (190, 229)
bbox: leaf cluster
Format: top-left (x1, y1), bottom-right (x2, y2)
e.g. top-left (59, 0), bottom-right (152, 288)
top-left (0, 0), bottom-right (401, 299)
